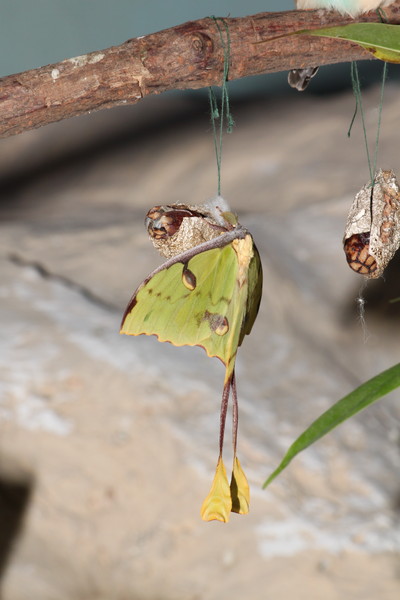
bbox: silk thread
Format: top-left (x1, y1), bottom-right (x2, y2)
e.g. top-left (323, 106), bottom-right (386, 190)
top-left (208, 16), bottom-right (234, 197)
top-left (348, 61), bottom-right (388, 186)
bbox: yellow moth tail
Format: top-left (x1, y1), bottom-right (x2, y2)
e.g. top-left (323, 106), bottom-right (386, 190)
top-left (200, 457), bottom-right (232, 522)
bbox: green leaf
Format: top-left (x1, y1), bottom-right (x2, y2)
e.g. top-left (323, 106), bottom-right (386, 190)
top-left (303, 23), bottom-right (400, 63)
top-left (263, 363), bottom-right (400, 489)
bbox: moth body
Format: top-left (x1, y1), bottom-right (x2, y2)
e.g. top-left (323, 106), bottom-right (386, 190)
top-left (289, 1), bottom-right (396, 90)
top-left (296, 0), bottom-right (394, 17)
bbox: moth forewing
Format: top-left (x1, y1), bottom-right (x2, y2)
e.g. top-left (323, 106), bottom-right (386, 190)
top-left (242, 242), bottom-right (263, 341)
top-left (120, 227), bottom-right (253, 367)
top-left (120, 227), bottom-right (246, 328)
top-left (232, 235), bottom-right (254, 287)
top-left (343, 169), bottom-right (400, 278)
top-left (229, 233), bottom-right (263, 345)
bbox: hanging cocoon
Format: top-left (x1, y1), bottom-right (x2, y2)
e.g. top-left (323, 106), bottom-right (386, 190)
top-left (343, 169), bottom-right (400, 278)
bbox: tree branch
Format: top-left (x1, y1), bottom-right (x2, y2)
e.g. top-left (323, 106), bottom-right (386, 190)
top-left (1, 3), bottom-right (400, 139)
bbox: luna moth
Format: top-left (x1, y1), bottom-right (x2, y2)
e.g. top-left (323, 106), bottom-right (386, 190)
top-left (120, 196), bottom-right (263, 522)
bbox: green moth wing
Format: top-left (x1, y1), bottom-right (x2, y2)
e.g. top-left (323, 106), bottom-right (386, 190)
top-left (240, 242), bottom-right (263, 343)
top-left (120, 231), bottom-right (262, 376)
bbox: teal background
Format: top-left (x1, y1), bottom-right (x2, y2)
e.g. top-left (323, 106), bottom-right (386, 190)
top-left (0, 1), bottom-right (292, 77)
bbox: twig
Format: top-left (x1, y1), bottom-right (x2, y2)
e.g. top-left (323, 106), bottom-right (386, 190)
top-left (1, 3), bottom-right (400, 138)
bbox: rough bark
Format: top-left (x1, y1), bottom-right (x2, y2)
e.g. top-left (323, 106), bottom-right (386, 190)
top-left (1, 4), bottom-right (400, 138)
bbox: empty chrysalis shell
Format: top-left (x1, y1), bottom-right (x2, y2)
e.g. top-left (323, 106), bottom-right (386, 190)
top-left (343, 169), bottom-right (400, 278)
top-left (145, 198), bottom-right (237, 258)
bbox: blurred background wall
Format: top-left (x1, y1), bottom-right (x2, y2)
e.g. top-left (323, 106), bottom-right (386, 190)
top-left (1, 2), bottom-right (400, 600)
